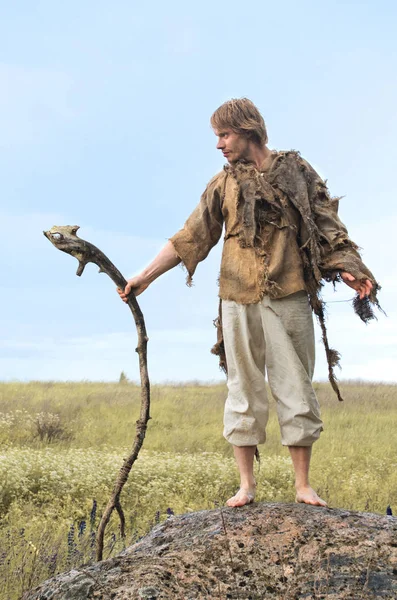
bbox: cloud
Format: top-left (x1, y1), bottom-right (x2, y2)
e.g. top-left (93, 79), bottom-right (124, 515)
top-left (337, 358), bottom-right (397, 383)
top-left (0, 328), bottom-right (222, 383)
top-left (2, 314), bottom-right (395, 384)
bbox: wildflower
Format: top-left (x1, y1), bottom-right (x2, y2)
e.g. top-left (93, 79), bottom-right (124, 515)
top-left (67, 523), bottom-right (76, 559)
top-left (27, 540), bottom-right (38, 554)
top-left (90, 531), bottom-right (96, 549)
top-left (90, 499), bottom-right (97, 528)
top-left (48, 552), bottom-right (58, 575)
top-left (78, 520), bottom-right (86, 537)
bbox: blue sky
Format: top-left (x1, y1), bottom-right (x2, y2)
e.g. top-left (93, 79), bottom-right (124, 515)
top-left (1, 1), bottom-right (396, 383)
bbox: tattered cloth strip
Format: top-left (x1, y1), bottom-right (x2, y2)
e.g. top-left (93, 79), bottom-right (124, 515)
top-left (211, 152), bottom-right (384, 402)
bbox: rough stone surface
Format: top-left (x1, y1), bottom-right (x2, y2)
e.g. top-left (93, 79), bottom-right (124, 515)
top-left (24, 503), bottom-right (397, 599)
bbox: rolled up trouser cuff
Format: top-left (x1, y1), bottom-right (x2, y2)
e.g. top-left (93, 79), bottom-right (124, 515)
top-left (223, 418), bottom-right (267, 447)
top-left (280, 416), bottom-right (323, 446)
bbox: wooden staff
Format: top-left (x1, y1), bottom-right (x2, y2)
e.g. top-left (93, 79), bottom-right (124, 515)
top-left (44, 225), bottom-right (150, 561)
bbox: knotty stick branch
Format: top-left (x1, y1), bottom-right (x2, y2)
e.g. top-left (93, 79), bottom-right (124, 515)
top-left (44, 225), bottom-right (150, 561)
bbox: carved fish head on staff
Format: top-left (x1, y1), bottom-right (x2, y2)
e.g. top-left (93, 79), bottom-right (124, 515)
top-left (43, 225), bottom-right (93, 276)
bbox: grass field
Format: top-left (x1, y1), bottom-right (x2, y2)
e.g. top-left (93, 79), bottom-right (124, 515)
top-left (0, 381), bottom-right (396, 599)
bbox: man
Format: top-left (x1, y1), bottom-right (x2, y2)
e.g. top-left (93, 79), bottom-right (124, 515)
top-left (118, 98), bottom-right (379, 509)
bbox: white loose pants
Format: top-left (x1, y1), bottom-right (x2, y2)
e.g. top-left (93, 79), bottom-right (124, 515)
top-left (222, 291), bottom-right (323, 447)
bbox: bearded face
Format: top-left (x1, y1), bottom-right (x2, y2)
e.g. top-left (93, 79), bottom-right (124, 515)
top-left (214, 128), bottom-right (251, 164)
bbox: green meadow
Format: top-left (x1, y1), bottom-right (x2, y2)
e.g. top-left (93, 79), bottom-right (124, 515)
top-left (0, 381), bottom-right (396, 599)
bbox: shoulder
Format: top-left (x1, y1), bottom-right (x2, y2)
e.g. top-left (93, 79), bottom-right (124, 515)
top-left (208, 170), bottom-right (227, 187)
top-left (273, 149), bottom-right (307, 168)
top-left (201, 170), bottom-right (227, 197)
top-left (273, 150), bottom-right (322, 183)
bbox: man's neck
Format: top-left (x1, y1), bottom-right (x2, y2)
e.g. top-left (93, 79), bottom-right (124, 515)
top-left (246, 144), bottom-right (272, 169)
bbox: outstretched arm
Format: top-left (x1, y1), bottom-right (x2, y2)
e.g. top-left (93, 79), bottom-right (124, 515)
top-left (118, 172), bottom-right (225, 301)
top-left (117, 240), bottom-right (181, 301)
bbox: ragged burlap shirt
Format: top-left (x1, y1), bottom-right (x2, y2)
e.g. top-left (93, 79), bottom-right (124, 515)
top-left (170, 150), bottom-right (375, 304)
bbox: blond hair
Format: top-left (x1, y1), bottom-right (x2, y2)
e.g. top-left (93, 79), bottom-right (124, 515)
top-left (210, 98), bottom-right (268, 146)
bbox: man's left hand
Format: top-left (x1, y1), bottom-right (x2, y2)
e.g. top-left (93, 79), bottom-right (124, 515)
top-left (340, 272), bottom-right (373, 299)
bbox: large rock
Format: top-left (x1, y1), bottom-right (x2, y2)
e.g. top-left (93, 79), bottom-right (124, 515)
top-left (24, 503), bottom-right (397, 599)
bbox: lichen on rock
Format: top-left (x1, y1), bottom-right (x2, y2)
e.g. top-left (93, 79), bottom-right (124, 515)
top-left (24, 503), bottom-right (397, 599)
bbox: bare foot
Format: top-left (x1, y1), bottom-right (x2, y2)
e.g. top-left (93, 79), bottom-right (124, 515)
top-left (226, 488), bottom-right (255, 508)
top-left (295, 486), bottom-right (327, 507)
